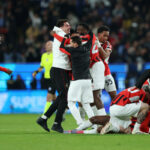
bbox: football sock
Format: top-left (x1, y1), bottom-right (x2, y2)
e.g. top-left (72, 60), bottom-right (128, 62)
top-left (41, 115), bottom-right (47, 120)
top-left (97, 108), bottom-right (106, 116)
top-left (68, 101), bottom-right (83, 125)
top-left (133, 122), bottom-right (141, 131)
top-left (91, 106), bottom-right (98, 116)
top-left (43, 101), bottom-right (51, 114)
top-left (79, 106), bottom-right (86, 120)
top-left (82, 103), bottom-right (94, 118)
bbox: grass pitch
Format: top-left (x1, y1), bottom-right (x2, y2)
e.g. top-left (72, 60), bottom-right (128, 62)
top-left (0, 114), bottom-right (149, 150)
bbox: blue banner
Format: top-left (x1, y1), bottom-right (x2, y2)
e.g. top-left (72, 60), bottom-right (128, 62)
top-left (0, 90), bottom-right (111, 114)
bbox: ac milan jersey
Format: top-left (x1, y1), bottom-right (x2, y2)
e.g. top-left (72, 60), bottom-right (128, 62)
top-left (81, 34), bottom-right (102, 68)
top-left (130, 111), bottom-right (150, 133)
top-left (53, 33), bottom-right (102, 68)
top-left (111, 86), bottom-right (146, 106)
top-left (143, 79), bottom-right (150, 86)
top-left (100, 41), bottom-right (112, 76)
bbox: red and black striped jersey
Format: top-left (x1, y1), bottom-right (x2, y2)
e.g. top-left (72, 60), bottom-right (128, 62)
top-left (111, 86), bottom-right (146, 106)
top-left (53, 33), bottom-right (101, 68)
top-left (130, 111), bottom-right (150, 133)
top-left (81, 34), bottom-right (102, 68)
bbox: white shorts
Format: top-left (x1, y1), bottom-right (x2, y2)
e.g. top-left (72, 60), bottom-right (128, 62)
top-left (90, 61), bottom-right (105, 91)
top-left (68, 79), bottom-right (94, 103)
top-left (104, 74), bottom-right (117, 92)
top-left (110, 102), bottom-right (142, 128)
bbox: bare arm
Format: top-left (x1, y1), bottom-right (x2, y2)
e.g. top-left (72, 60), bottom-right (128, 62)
top-left (98, 47), bottom-right (111, 60)
top-left (32, 66), bottom-right (44, 78)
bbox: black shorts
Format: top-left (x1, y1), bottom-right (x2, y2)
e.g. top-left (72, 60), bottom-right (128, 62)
top-left (44, 78), bottom-right (56, 94)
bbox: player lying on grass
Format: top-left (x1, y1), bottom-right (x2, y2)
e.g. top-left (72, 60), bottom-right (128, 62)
top-left (64, 70), bottom-right (150, 134)
top-left (0, 66), bottom-right (12, 75)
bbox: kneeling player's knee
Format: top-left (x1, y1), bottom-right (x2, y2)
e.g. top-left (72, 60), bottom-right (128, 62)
top-left (141, 103), bottom-right (149, 111)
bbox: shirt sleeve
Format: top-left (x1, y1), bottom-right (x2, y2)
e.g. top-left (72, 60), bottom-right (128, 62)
top-left (82, 31), bottom-right (94, 51)
top-left (60, 38), bottom-right (71, 55)
top-left (40, 54), bottom-right (44, 67)
top-left (0, 66), bottom-right (8, 72)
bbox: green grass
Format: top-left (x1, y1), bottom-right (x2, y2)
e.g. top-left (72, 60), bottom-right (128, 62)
top-left (0, 114), bottom-right (149, 150)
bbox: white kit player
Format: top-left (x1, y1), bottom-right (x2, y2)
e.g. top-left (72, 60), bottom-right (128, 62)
top-left (76, 23), bottom-right (106, 119)
top-left (97, 25), bottom-right (117, 100)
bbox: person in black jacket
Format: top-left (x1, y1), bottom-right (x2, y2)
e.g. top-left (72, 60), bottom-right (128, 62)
top-left (60, 32), bottom-right (95, 130)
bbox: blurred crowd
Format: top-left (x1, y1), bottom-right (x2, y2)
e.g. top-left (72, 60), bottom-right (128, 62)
top-left (7, 73), bottom-right (49, 90)
top-left (0, 0), bottom-right (150, 65)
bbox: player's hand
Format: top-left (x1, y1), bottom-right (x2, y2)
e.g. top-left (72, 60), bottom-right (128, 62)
top-left (50, 30), bottom-right (56, 36)
top-left (6, 69), bottom-right (13, 75)
top-left (32, 72), bottom-right (37, 78)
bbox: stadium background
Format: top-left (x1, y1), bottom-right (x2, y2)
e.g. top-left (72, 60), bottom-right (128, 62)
top-left (0, 0), bottom-right (150, 114)
top-left (0, 1), bottom-right (150, 150)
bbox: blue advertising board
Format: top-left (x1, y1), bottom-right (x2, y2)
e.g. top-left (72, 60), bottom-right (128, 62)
top-left (0, 90), bottom-right (112, 114)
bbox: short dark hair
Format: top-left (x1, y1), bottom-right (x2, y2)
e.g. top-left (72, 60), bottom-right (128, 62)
top-left (56, 19), bottom-right (68, 27)
top-left (97, 25), bottom-right (110, 33)
top-left (77, 23), bottom-right (89, 31)
top-left (70, 29), bottom-right (79, 36)
top-left (71, 36), bottom-right (82, 46)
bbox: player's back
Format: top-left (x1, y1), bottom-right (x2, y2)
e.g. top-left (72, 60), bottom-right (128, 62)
top-left (70, 45), bottom-right (91, 80)
top-left (111, 86), bottom-right (146, 106)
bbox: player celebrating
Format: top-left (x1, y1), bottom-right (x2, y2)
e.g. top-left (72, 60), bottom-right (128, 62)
top-left (32, 41), bottom-right (56, 113)
top-left (76, 23), bottom-right (106, 119)
top-left (97, 25), bottom-right (117, 100)
top-left (0, 66), bottom-right (12, 75)
top-left (60, 31), bottom-right (95, 130)
top-left (37, 19), bottom-right (71, 133)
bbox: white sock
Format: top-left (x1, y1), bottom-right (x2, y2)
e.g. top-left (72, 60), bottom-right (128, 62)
top-left (68, 101), bottom-right (83, 125)
top-left (83, 128), bottom-right (98, 134)
top-left (41, 115), bottom-right (47, 119)
top-left (133, 122), bottom-right (141, 131)
top-left (91, 106), bottom-right (98, 116)
top-left (97, 108), bottom-right (106, 116)
top-left (79, 106), bottom-right (86, 120)
top-left (82, 103), bottom-right (94, 118)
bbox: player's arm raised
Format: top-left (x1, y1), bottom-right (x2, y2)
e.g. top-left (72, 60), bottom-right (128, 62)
top-left (59, 37), bottom-right (71, 56)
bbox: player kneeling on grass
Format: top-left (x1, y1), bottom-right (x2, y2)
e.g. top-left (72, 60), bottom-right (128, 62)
top-left (60, 31), bottom-right (95, 131)
top-left (90, 69), bottom-right (150, 134)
